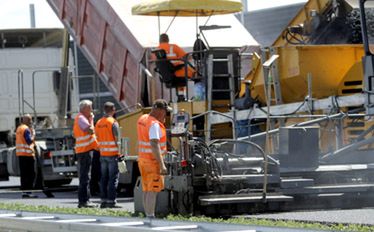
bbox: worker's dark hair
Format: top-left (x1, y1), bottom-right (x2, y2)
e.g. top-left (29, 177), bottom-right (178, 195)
top-left (159, 33), bottom-right (169, 43)
top-left (152, 99), bottom-right (172, 112)
top-left (104, 101), bottom-right (115, 114)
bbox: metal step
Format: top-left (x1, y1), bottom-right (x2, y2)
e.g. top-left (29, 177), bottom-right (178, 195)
top-left (220, 174), bottom-right (280, 185)
top-left (280, 178), bottom-right (315, 189)
top-left (199, 193), bottom-right (293, 206)
top-left (283, 183), bottom-right (374, 195)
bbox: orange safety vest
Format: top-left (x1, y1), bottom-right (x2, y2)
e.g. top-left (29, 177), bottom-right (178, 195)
top-left (95, 116), bottom-right (119, 156)
top-left (158, 42), bottom-right (195, 78)
top-left (73, 113), bottom-right (98, 154)
top-left (15, 124), bottom-right (34, 157)
top-left (137, 114), bottom-right (167, 160)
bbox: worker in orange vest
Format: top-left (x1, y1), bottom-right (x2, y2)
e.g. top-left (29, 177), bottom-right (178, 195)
top-left (158, 34), bottom-right (196, 101)
top-left (95, 102), bottom-right (122, 208)
top-left (158, 33), bottom-right (195, 79)
top-left (73, 99), bottom-right (99, 208)
top-left (16, 114), bottom-right (38, 198)
top-left (137, 99), bottom-right (171, 219)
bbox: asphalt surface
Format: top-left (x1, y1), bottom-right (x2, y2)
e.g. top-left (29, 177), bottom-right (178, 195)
top-left (1, 177), bottom-right (374, 227)
top-left (246, 209), bottom-right (374, 226)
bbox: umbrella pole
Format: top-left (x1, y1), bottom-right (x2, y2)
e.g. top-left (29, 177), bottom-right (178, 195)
top-left (158, 12), bottom-right (161, 36)
top-left (165, 13), bottom-right (178, 34)
top-left (196, 12), bottom-right (199, 39)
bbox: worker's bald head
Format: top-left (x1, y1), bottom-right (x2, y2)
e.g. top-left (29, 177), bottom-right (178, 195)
top-left (22, 114), bottom-right (32, 126)
top-left (159, 33), bottom-right (169, 43)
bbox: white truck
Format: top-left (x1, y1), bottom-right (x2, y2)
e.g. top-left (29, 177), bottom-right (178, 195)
top-left (0, 28), bottom-right (78, 186)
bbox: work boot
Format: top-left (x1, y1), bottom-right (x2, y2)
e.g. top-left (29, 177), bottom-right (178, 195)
top-left (77, 201), bottom-right (98, 208)
top-left (146, 215), bottom-right (155, 226)
top-left (100, 202), bottom-right (107, 209)
top-left (22, 193), bottom-right (38, 198)
top-left (43, 190), bottom-right (55, 198)
top-left (105, 202), bottom-right (122, 208)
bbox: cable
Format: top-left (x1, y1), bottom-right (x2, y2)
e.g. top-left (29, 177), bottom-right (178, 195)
top-left (208, 139), bottom-right (266, 160)
top-left (284, 29), bottom-right (307, 45)
top-left (257, 100), bottom-right (307, 117)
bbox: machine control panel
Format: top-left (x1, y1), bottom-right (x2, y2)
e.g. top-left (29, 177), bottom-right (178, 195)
top-left (171, 111), bottom-right (190, 136)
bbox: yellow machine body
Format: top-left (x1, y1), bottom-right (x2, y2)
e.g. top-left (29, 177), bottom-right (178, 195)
top-left (243, 45), bottom-right (364, 105)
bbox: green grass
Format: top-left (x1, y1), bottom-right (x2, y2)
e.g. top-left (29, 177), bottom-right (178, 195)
top-left (0, 202), bottom-right (373, 232)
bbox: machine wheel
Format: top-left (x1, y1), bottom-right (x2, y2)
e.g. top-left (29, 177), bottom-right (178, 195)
top-left (118, 163), bottom-right (140, 197)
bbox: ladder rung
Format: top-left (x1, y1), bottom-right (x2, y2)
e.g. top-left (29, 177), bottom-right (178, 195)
top-left (212, 58), bottom-right (228, 62)
top-left (212, 89), bottom-right (233, 92)
top-left (213, 74), bottom-right (231, 77)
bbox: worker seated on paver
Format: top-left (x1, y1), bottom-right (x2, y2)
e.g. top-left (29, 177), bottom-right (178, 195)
top-left (154, 34), bottom-right (196, 101)
top-left (157, 33), bottom-right (195, 80)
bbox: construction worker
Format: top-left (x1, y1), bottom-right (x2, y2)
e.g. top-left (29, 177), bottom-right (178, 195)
top-left (137, 99), bottom-right (171, 219)
top-left (73, 99), bottom-right (99, 208)
top-left (16, 114), bottom-right (37, 198)
top-left (158, 33), bottom-right (195, 79)
top-left (95, 102), bottom-right (122, 208)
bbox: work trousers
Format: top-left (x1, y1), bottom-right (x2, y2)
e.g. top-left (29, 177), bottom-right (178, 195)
top-left (90, 150), bottom-right (101, 195)
top-left (18, 156), bottom-right (35, 191)
top-left (100, 156), bottom-right (119, 203)
top-left (77, 151), bottom-right (92, 204)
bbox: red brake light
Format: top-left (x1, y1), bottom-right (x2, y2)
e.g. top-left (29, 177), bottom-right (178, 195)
top-left (43, 151), bottom-right (52, 159)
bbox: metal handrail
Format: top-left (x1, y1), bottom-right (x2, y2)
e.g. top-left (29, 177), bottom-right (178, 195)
top-left (32, 69), bottom-right (60, 123)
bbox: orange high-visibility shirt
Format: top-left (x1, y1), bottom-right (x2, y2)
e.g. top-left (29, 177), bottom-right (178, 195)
top-left (95, 116), bottom-right (119, 156)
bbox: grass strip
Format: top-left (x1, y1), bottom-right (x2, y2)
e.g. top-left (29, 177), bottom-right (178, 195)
top-left (0, 202), bottom-right (372, 232)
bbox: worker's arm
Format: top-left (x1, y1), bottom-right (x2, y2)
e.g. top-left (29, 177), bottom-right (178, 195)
top-left (78, 114), bottom-right (94, 134)
top-left (112, 121), bottom-right (121, 155)
top-left (149, 123), bottom-right (167, 175)
top-left (174, 44), bottom-right (187, 59)
top-left (150, 139), bottom-right (167, 175)
top-left (24, 128), bottom-right (34, 145)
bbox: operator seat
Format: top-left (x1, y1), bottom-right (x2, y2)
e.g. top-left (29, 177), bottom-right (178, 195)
top-left (152, 49), bottom-right (186, 88)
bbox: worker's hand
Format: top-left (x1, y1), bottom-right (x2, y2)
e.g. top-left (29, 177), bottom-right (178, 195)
top-left (30, 128), bottom-right (36, 140)
top-left (88, 126), bottom-right (95, 135)
top-left (89, 112), bottom-right (95, 121)
top-left (118, 154), bottom-right (125, 162)
top-left (160, 164), bottom-right (167, 175)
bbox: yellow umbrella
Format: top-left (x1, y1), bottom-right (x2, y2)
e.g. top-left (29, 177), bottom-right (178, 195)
top-left (131, 0), bottom-right (243, 17)
top-left (132, 0), bottom-right (243, 36)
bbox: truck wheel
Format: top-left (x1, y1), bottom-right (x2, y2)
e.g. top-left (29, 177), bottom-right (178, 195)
top-left (0, 132), bottom-right (13, 147)
top-left (6, 132), bottom-right (14, 147)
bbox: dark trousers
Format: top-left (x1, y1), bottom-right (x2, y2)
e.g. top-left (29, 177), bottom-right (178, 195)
top-left (90, 150), bottom-right (101, 195)
top-left (100, 156), bottom-right (119, 203)
top-left (77, 151), bottom-right (92, 203)
top-left (18, 156), bottom-right (35, 191)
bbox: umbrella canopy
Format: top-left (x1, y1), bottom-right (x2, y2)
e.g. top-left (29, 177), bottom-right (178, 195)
top-left (131, 0), bottom-right (243, 16)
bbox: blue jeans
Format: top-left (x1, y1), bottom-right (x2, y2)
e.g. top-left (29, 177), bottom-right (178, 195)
top-left (77, 151), bottom-right (92, 204)
top-left (100, 156), bottom-right (119, 203)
